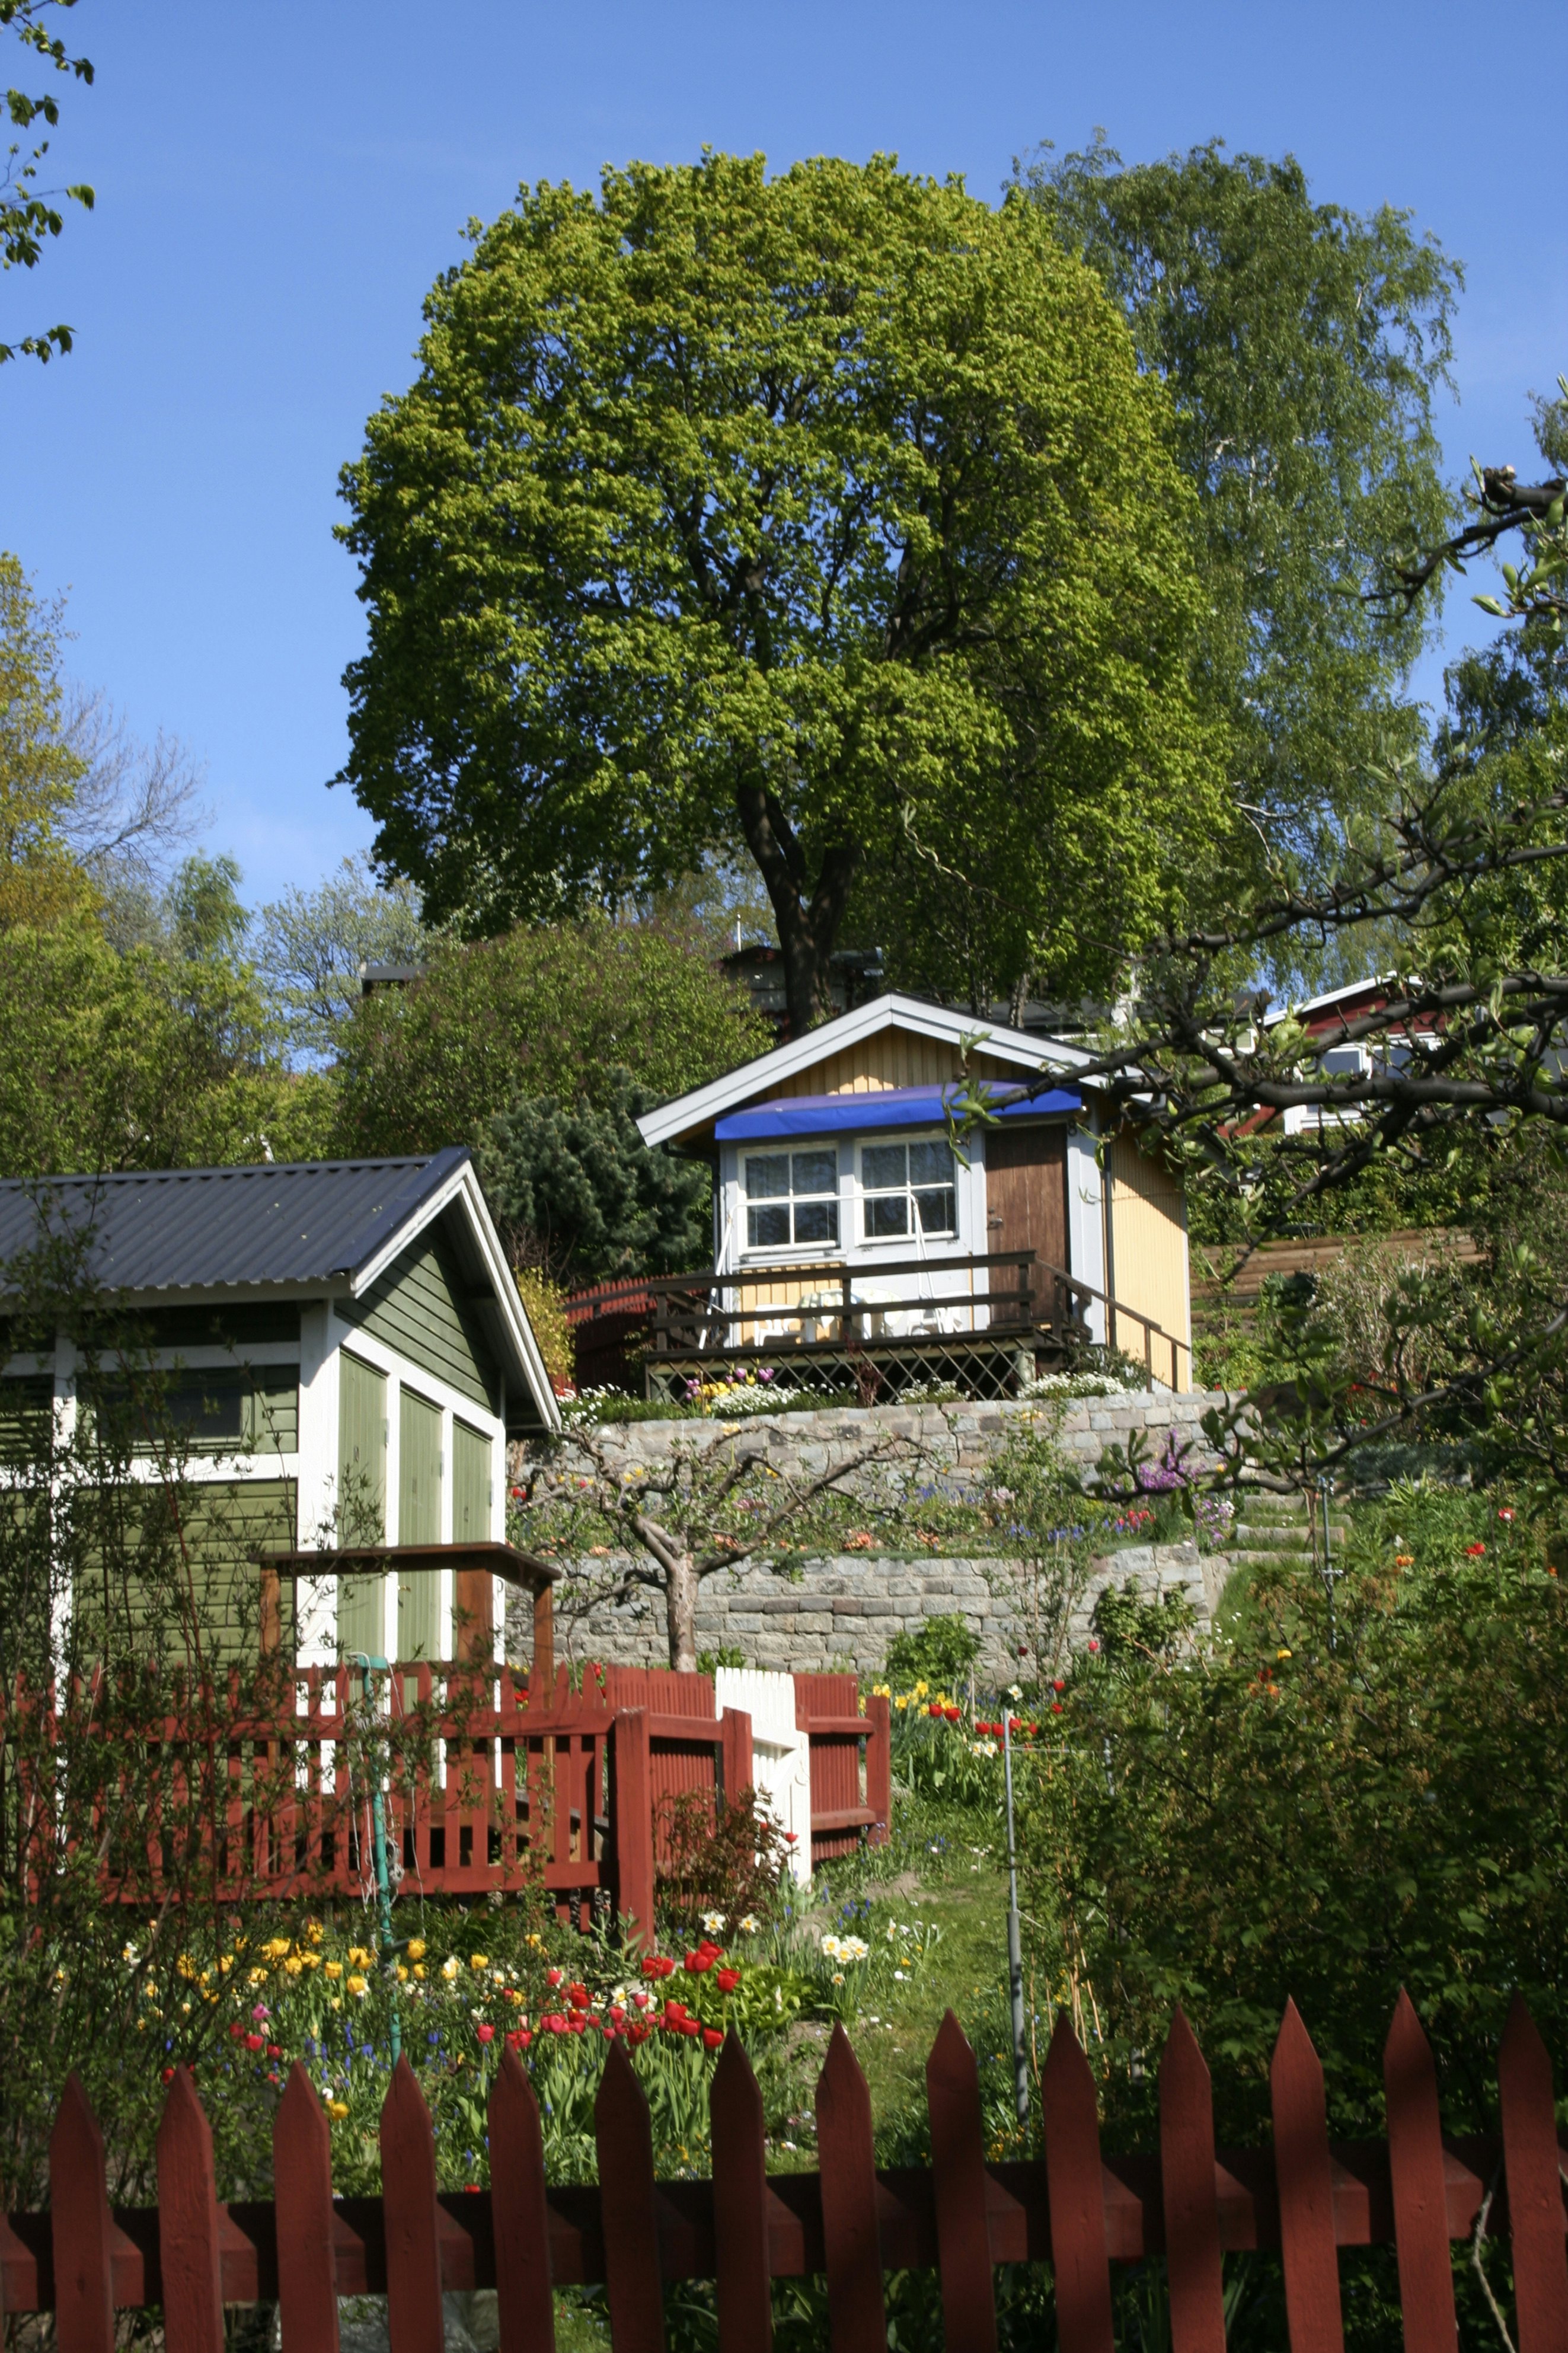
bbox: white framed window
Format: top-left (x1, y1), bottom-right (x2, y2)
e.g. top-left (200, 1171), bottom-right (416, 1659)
top-left (742, 1148), bottom-right (839, 1250)
top-left (860, 1136), bottom-right (957, 1240)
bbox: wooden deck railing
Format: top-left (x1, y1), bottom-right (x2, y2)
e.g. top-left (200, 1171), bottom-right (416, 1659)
top-left (5, 1992), bottom-right (1562, 2351)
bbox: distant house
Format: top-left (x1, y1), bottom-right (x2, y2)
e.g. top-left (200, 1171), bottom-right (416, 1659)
top-left (635, 992), bottom-right (1193, 1390)
top-left (0, 1150), bottom-right (559, 1661)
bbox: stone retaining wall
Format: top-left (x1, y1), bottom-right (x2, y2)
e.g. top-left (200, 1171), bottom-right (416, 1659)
top-left (503, 1536), bottom-right (1223, 1681)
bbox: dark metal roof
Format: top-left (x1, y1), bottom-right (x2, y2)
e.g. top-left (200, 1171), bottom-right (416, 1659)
top-left (0, 1151), bottom-right (471, 1296)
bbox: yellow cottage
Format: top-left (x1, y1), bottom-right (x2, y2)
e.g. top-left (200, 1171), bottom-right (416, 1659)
top-left (635, 993), bottom-right (1192, 1396)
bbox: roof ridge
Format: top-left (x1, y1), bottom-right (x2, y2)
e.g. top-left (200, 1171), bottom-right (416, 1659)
top-left (0, 1151), bottom-right (453, 1191)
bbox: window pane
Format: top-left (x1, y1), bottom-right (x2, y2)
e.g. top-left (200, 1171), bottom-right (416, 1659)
top-left (791, 1150), bottom-right (837, 1198)
top-left (866, 1195), bottom-right (908, 1238)
top-left (915, 1187), bottom-right (957, 1235)
top-left (745, 1154), bottom-right (791, 1199)
top-left (862, 1142), bottom-right (907, 1191)
top-left (748, 1203), bottom-right (790, 1249)
top-left (794, 1200), bottom-right (839, 1245)
top-left (909, 1138), bottom-right (954, 1187)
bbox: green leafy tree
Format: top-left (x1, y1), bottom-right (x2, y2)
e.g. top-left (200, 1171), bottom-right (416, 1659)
top-left (1013, 136), bottom-right (1458, 976)
top-left (480, 1074), bottom-right (709, 1286)
top-left (336, 151), bottom-right (1225, 1032)
top-left (2, 0), bottom-right (93, 363)
top-left (0, 548), bottom-right (91, 924)
top-left (330, 918), bottom-right (765, 1158)
top-left (1022, 1509), bottom-right (1568, 2144)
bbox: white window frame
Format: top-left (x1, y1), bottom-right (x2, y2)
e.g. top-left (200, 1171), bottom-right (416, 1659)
top-left (855, 1131), bottom-right (960, 1249)
top-left (736, 1142), bottom-right (843, 1259)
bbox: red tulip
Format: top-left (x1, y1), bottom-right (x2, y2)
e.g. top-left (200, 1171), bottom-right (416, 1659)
top-left (702, 2027), bottom-right (723, 2050)
top-left (546, 1966), bottom-right (564, 1987)
top-left (244, 2032), bottom-right (265, 2051)
top-left (1051, 1701), bottom-right (1062, 1714)
top-left (476, 2022), bottom-right (496, 2044)
top-left (161, 2065), bottom-right (175, 2084)
top-left (716, 1968), bottom-right (740, 1993)
top-left (1052, 1679), bottom-right (1065, 1693)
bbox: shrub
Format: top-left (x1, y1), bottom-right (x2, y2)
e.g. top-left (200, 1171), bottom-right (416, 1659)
top-left (883, 1613), bottom-right (979, 1692)
top-left (513, 1266), bottom-right (575, 1391)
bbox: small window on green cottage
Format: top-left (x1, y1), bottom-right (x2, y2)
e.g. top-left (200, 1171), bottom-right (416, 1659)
top-left (861, 1138), bottom-right (957, 1240)
top-left (85, 1367), bottom-right (299, 1456)
top-left (743, 1151), bottom-right (838, 1249)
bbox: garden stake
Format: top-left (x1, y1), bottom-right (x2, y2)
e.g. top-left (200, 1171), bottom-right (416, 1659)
top-left (1001, 1707), bottom-right (1029, 2125)
top-left (350, 1653), bottom-right (404, 2066)
top-left (1318, 1474), bottom-right (1340, 1652)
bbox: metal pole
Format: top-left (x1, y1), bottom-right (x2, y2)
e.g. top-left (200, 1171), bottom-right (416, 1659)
top-left (350, 1652), bottom-right (403, 2066)
top-left (1318, 1474), bottom-right (1338, 1653)
top-left (1001, 1707), bottom-right (1029, 2127)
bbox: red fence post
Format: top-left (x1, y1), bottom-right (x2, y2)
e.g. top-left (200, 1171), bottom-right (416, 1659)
top-left (815, 2025), bottom-right (884, 2353)
top-left (594, 2039), bottom-right (664, 2353)
top-left (1040, 2015), bottom-right (1114, 2353)
top-left (1269, 2000), bottom-right (1344, 2353)
top-left (863, 1695), bottom-right (891, 1847)
top-left (380, 2056), bottom-right (446, 2353)
top-left (156, 2066), bottom-right (226, 2353)
top-left (710, 2030), bottom-right (772, 2353)
top-left (611, 1709), bottom-right (654, 1948)
top-left (1497, 1993), bottom-right (1568, 2353)
top-left (274, 2062), bottom-right (340, 2353)
top-left (720, 1707), bottom-right (753, 1811)
top-left (49, 2073), bottom-right (116, 2353)
top-left (1383, 1992), bottom-right (1458, 2353)
top-left (1158, 2009), bottom-right (1225, 2353)
top-left (925, 2010), bottom-right (997, 2353)
top-left (489, 2047), bottom-right (557, 2353)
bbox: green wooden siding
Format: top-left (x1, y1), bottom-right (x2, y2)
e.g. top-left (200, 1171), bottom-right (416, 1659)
top-left (74, 1477), bottom-right (298, 1658)
top-left (0, 1374), bottom-right (52, 1467)
top-left (452, 1419), bottom-right (492, 1542)
top-left (338, 1230), bottom-right (499, 1414)
top-left (397, 1388), bottom-right (443, 1659)
top-left (337, 1350), bottom-right (387, 1655)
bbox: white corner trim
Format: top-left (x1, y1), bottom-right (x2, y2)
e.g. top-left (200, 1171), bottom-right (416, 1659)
top-left (636, 991), bottom-right (1096, 1150)
top-left (346, 1159), bottom-right (560, 1433)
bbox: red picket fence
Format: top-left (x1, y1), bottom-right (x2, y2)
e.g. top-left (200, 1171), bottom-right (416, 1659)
top-left (7, 1665), bottom-right (890, 1940)
top-left (4, 1993), bottom-right (1564, 2352)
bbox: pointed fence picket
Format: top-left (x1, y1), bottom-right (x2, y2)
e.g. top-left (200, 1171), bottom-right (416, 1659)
top-left (7, 1996), bottom-right (1565, 2353)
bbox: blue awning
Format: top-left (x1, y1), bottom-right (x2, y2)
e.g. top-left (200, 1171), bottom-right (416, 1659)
top-left (714, 1083), bottom-right (1081, 1142)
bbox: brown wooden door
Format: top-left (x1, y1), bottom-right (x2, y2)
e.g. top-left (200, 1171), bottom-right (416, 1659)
top-left (985, 1125), bottom-right (1069, 1320)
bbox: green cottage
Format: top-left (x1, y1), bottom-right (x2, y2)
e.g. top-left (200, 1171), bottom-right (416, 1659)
top-left (0, 1150), bottom-right (560, 1663)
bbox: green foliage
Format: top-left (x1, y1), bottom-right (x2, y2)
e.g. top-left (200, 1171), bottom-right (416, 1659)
top-left (883, 1613), bottom-right (979, 1693)
top-left (330, 918), bottom-right (764, 1158)
top-left (0, 919), bottom-right (334, 1176)
top-left (481, 1072), bottom-right (710, 1285)
top-left (1020, 1508), bottom-right (1568, 2143)
top-left (512, 1266), bottom-right (574, 1393)
top-left (1017, 136), bottom-right (1459, 967)
top-left (337, 151), bottom-right (1226, 1028)
top-left (0, 550), bottom-right (91, 924)
top-left (1, 0), bottom-right (94, 363)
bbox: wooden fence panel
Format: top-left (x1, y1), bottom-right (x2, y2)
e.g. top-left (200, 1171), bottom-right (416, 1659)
top-left (488, 2049), bottom-right (555, 2353)
top-left (1269, 1999), bottom-right (1344, 2353)
top-left (1040, 2014), bottom-right (1114, 2353)
top-left (793, 1674), bottom-right (869, 1862)
top-left (1497, 1992), bottom-right (1568, 2353)
top-left (1158, 2009), bottom-right (1225, 2353)
top-left (925, 2010), bottom-right (996, 2353)
top-left (155, 2065), bottom-right (225, 2353)
top-left (815, 2024), bottom-right (886, 2353)
top-left (710, 2031), bottom-right (772, 2353)
top-left (9, 1997), bottom-right (1568, 2351)
top-left (273, 2064), bottom-right (340, 2353)
top-left (1384, 1991), bottom-right (1459, 2353)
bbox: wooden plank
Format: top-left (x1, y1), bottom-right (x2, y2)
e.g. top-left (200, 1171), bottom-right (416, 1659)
top-left (155, 2068), bottom-right (225, 2353)
top-left (710, 2030), bottom-right (772, 2353)
top-left (1158, 2010), bottom-right (1225, 2353)
top-left (1497, 1994), bottom-right (1568, 2353)
top-left (611, 1710), bottom-right (654, 1949)
top-left (1040, 2016), bottom-right (1113, 2353)
top-left (863, 1695), bottom-right (891, 1847)
top-left (1383, 1993), bottom-right (1458, 2353)
top-left (488, 2050), bottom-right (555, 2353)
top-left (1269, 2000), bottom-right (1344, 2353)
top-left (273, 2064), bottom-right (340, 2353)
top-left (594, 2040), bottom-right (664, 2353)
top-left (815, 2026), bottom-right (885, 2353)
top-left (926, 2012), bottom-right (996, 2353)
top-left (380, 2058), bottom-right (445, 2353)
top-left (50, 2075), bottom-right (116, 2353)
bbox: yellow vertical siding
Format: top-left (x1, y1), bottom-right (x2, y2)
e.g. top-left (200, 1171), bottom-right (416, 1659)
top-left (770, 1033), bottom-right (1027, 1096)
top-left (1107, 1135), bottom-right (1192, 1390)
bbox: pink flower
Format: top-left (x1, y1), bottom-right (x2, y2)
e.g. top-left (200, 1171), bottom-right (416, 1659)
top-left (251, 2004), bottom-right (270, 2021)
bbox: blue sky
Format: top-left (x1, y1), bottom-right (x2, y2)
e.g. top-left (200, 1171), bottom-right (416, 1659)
top-left (3, 0), bottom-right (1566, 907)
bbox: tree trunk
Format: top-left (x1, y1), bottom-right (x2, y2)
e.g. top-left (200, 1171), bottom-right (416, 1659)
top-left (733, 779), bottom-right (860, 1037)
top-left (665, 1553), bottom-right (700, 1672)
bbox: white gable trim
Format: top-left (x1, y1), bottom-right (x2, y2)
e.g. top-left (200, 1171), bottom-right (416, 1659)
top-left (637, 992), bottom-right (1094, 1151)
top-left (349, 1157), bottom-right (560, 1433)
